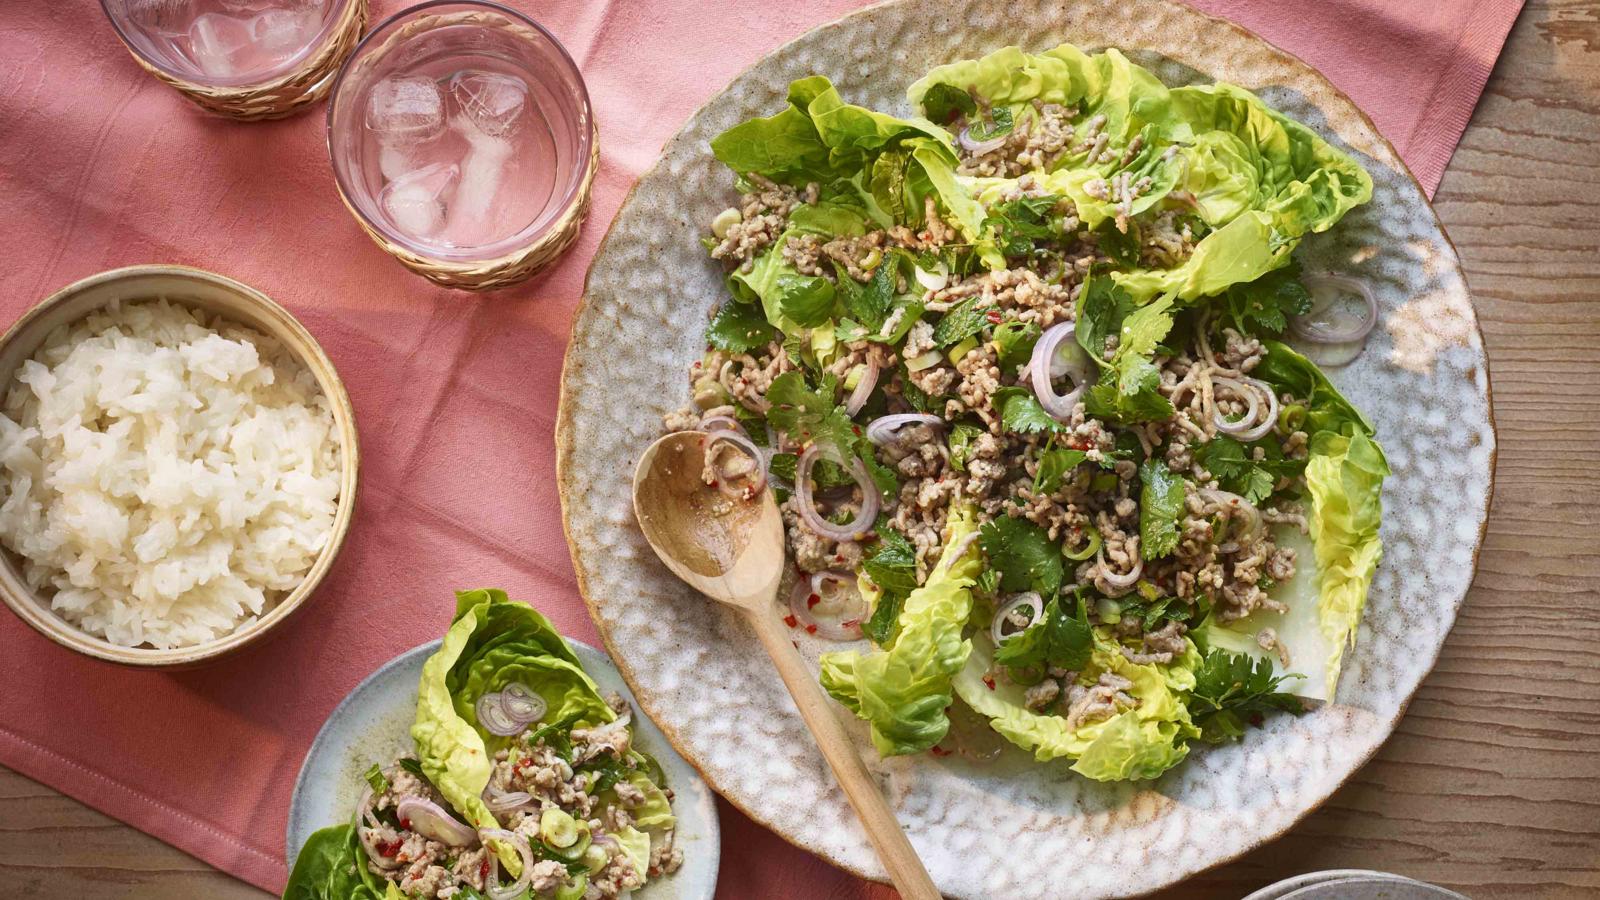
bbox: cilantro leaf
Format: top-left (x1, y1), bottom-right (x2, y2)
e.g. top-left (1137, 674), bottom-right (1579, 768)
top-left (1034, 447), bottom-right (1088, 494)
top-left (1074, 271), bottom-right (1138, 364)
top-left (1188, 649), bottom-right (1306, 743)
top-left (979, 516), bottom-right (1063, 597)
top-left (706, 301), bottom-right (777, 352)
top-left (932, 295), bottom-right (990, 347)
top-left (1138, 458), bottom-right (1185, 560)
top-left (1115, 593), bottom-right (1192, 631)
top-left (992, 386), bottom-right (1062, 435)
top-left (1117, 295), bottom-right (1175, 364)
top-left (920, 83), bottom-right (977, 123)
top-left (1223, 261), bottom-right (1314, 336)
top-left (773, 271), bottom-right (836, 328)
top-left (1194, 436), bottom-right (1306, 505)
top-left (994, 594), bottom-right (1092, 671)
top-left (767, 372), bottom-right (854, 451)
top-left (1083, 370), bottom-right (1175, 425)
top-left (993, 320), bottom-right (1040, 369)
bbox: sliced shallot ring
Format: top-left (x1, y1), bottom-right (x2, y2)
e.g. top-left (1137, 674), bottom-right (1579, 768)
top-left (958, 125), bottom-right (1008, 156)
top-left (698, 415), bottom-right (743, 434)
top-left (1293, 274), bottom-right (1378, 344)
top-left (1211, 376), bottom-right (1280, 443)
top-left (865, 413), bottom-right (945, 446)
top-left (1029, 322), bottom-right (1092, 423)
top-left (794, 443), bottom-right (879, 541)
top-left (499, 682), bottom-right (546, 725)
top-left (484, 786), bottom-right (535, 813)
top-left (991, 591), bottom-right (1044, 646)
top-left (476, 693), bottom-right (523, 737)
top-left (480, 828), bottom-right (536, 900)
top-left (706, 429), bottom-right (769, 500)
top-left (789, 571), bottom-right (868, 641)
top-left (846, 359), bottom-right (881, 416)
top-left (1203, 488), bottom-right (1262, 554)
top-left (1097, 551), bottom-right (1143, 590)
top-left (396, 796), bottom-right (477, 847)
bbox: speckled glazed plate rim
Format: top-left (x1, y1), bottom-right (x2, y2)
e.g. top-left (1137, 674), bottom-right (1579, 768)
top-left (285, 638), bottom-right (722, 899)
top-left (554, 0), bottom-right (1496, 895)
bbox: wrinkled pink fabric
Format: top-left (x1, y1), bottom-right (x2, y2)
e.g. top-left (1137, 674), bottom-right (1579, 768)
top-left (0, 1), bottom-right (1519, 896)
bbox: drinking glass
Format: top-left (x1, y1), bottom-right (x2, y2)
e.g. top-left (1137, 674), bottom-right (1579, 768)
top-left (326, 1), bottom-right (598, 290)
top-left (100, 0), bottom-right (368, 120)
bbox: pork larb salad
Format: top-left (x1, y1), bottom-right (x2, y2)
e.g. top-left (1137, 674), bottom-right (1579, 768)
top-left (285, 591), bottom-right (683, 899)
top-left (663, 45), bottom-right (1389, 781)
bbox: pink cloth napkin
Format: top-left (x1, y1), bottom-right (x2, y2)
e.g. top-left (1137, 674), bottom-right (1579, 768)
top-left (0, 1), bottom-right (1519, 897)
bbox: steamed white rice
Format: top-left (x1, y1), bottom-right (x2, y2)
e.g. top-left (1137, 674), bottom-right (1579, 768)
top-left (0, 300), bottom-right (342, 649)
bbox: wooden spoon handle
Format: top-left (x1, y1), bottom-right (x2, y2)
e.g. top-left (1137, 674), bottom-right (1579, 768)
top-left (744, 606), bottom-right (942, 900)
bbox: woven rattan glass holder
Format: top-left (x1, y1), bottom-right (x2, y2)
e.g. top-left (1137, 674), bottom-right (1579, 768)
top-left (326, 1), bottom-right (598, 291)
top-left (100, 0), bottom-right (368, 121)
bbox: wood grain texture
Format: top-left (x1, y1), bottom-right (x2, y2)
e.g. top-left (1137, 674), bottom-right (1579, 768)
top-left (1, 2), bottom-right (1597, 898)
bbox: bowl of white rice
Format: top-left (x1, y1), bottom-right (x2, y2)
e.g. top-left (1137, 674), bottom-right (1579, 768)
top-left (0, 265), bottom-right (358, 665)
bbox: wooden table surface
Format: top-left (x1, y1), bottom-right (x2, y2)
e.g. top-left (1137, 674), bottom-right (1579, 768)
top-left (3, 2), bottom-right (1598, 898)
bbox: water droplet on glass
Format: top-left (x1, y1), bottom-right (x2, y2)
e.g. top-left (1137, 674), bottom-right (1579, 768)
top-left (381, 162), bottom-right (459, 239)
top-left (449, 71), bottom-right (528, 138)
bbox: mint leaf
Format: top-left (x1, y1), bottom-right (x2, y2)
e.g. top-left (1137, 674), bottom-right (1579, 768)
top-left (834, 258), bottom-right (894, 330)
top-left (932, 295), bottom-right (990, 348)
top-left (862, 591), bottom-right (904, 646)
top-left (994, 594), bottom-right (1092, 671)
top-left (968, 105), bottom-right (1015, 141)
top-left (979, 516), bottom-right (1063, 597)
top-left (948, 422), bottom-right (984, 472)
top-left (1096, 221), bottom-right (1141, 267)
top-left (868, 150), bottom-right (911, 224)
top-left (1188, 649), bottom-right (1306, 743)
top-left (920, 83), bottom-right (977, 124)
top-left (706, 301), bottom-right (777, 352)
top-left (1138, 458), bottom-right (1185, 560)
top-left (1034, 447), bottom-right (1088, 494)
top-left (992, 386), bottom-right (1062, 435)
top-left (982, 193), bottom-right (1059, 258)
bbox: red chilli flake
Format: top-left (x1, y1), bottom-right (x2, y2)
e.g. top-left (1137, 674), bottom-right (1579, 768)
top-left (783, 614), bottom-right (798, 628)
top-left (930, 746), bottom-right (951, 757)
top-left (985, 310), bottom-right (1003, 324)
top-left (805, 624), bottom-right (818, 635)
top-left (982, 674), bottom-right (997, 691)
top-left (807, 593), bottom-right (821, 609)
top-left (377, 839), bottom-right (403, 858)
top-left (480, 859), bottom-right (491, 881)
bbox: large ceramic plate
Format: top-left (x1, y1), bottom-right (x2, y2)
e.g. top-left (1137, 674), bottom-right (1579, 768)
top-left (556, 1), bottom-right (1494, 897)
top-left (286, 639), bottom-right (722, 899)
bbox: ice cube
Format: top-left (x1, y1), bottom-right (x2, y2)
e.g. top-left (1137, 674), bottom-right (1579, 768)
top-left (249, 8), bottom-right (319, 58)
top-left (365, 75), bottom-right (445, 143)
top-left (125, 0), bottom-right (194, 35)
top-left (381, 162), bottom-right (459, 239)
top-left (449, 71), bottom-right (528, 138)
top-left (187, 13), bottom-right (253, 77)
top-left (444, 123), bottom-right (515, 246)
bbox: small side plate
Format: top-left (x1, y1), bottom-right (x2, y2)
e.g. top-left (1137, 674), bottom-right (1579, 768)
top-left (287, 638), bottom-right (721, 898)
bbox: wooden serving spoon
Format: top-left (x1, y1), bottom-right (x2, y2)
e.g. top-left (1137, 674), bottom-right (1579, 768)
top-left (633, 431), bottom-right (942, 900)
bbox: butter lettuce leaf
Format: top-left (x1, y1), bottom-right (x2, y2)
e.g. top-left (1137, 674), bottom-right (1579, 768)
top-left (1250, 342), bottom-right (1389, 699)
top-left (952, 629), bottom-right (1200, 780)
top-left (282, 825), bottom-right (391, 900)
top-left (820, 507), bottom-right (984, 756)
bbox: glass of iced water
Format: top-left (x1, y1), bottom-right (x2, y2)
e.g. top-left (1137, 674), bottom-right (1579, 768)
top-left (101, 0), bottom-right (367, 119)
top-left (326, 1), bottom-right (597, 290)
